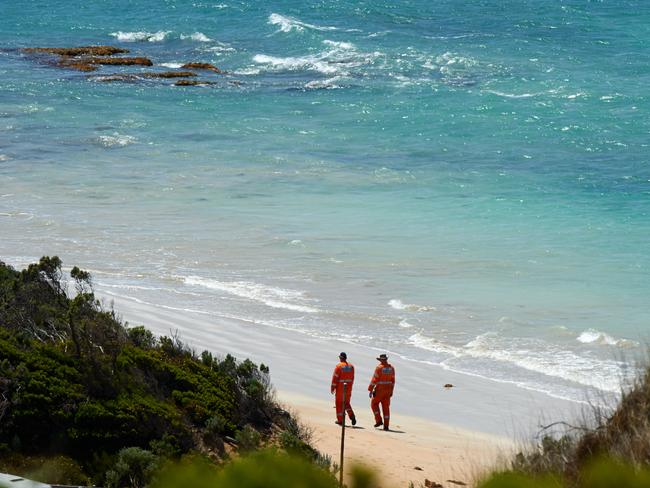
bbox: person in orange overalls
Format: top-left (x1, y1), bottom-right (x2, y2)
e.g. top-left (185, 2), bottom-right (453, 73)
top-left (368, 353), bottom-right (395, 430)
top-left (331, 352), bottom-right (356, 426)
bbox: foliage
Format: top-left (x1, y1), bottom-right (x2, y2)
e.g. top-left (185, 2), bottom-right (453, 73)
top-left (481, 458), bottom-right (650, 488)
top-left (0, 257), bottom-right (295, 485)
top-left (496, 360), bottom-right (650, 486)
top-left (234, 425), bottom-right (261, 452)
top-left (0, 454), bottom-right (90, 486)
top-left (105, 447), bottom-right (160, 488)
top-left (150, 449), bottom-right (339, 488)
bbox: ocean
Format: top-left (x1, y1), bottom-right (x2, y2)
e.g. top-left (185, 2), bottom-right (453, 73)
top-left (1, 0), bottom-right (649, 404)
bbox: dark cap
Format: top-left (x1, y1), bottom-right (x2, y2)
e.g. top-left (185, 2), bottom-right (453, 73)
top-left (339, 352), bottom-right (347, 359)
top-left (376, 353), bottom-right (388, 361)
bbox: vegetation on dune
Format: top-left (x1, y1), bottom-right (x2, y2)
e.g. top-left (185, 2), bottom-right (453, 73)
top-left (477, 363), bottom-right (650, 487)
top-left (0, 257), bottom-right (320, 486)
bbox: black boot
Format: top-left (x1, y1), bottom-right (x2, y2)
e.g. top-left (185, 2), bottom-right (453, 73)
top-left (383, 425), bottom-right (389, 431)
top-left (374, 421), bottom-right (383, 428)
top-left (350, 415), bottom-right (357, 426)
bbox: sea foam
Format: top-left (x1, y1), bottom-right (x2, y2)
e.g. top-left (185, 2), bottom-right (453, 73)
top-left (110, 31), bottom-right (170, 42)
top-left (577, 329), bottom-right (637, 347)
top-left (388, 299), bottom-right (436, 312)
top-left (252, 40), bottom-right (379, 76)
top-left (182, 275), bottom-right (320, 314)
top-left (268, 13), bottom-right (340, 33)
top-left (180, 32), bottom-right (212, 42)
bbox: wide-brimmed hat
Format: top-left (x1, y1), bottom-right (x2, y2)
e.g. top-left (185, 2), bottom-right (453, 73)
top-left (376, 353), bottom-right (388, 361)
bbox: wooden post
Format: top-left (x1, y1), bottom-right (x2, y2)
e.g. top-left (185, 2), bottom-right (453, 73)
top-left (339, 382), bottom-right (347, 488)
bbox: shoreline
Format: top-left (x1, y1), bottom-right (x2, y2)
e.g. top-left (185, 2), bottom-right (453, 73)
top-left (105, 293), bottom-right (581, 438)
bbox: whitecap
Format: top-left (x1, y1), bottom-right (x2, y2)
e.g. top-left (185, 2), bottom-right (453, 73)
top-left (180, 32), bottom-right (212, 42)
top-left (388, 299), bottom-right (436, 312)
top-left (96, 133), bottom-right (137, 148)
top-left (484, 90), bottom-right (540, 99)
top-left (110, 30), bottom-right (170, 42)
top-left (577, 329), bottom-right (637, 347)
top-left (204, 42), bottom-right (236, 53)
top-left (233, 67), bottom-right (261, 76)
top-left (398, 319), bottom-right (415, 328)
top-left (304, 77), bottom-right (343, 90)
top-left (0, 154), bottom-right (10, 161)
top-left (407, 332), bottom-right (461, 356)
top-left (182, 275), bottom-right (321, 314)
top-left (322, 40), bottom-right (355, 50)
top-left (435, 52), bottom-right (477, 68)
top-left (462, 332), bottom-right (627, 392)
top-left (253, 54), bottom-right (338, 75)
top-left (252, 42), bottom-right (379, 76)
top-left (268, 13), bottom-right (340, 33)
top-left (160, 62), bottom-right (184, 69)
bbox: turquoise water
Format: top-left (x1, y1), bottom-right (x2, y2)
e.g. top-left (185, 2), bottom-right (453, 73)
top-left (1, 0), bottom-right (649, 402)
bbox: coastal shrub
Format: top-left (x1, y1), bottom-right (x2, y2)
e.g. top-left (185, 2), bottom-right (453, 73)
top-left (0, 454), bottom-right (89, 486)
top-left (128, 325), bottom-right (157, 349)
top-left (151, 450), bottom-right (338, 488)
top-left (0, 258), bottom-right (303, 483)
top-left (481, 458), bottom-right (650, 488)
top-left (234, 425), bottom-right (261, 452)
top-left (495, 359), bottom-right (650, 486)
top-left (105, 447), bottom-right (159, 488)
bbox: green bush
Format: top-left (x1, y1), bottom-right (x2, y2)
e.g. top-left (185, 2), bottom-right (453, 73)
top-left (105, 447), bottom-right (159, 488)
top-left (480, 458), bottom-right (650, 488)
top-left (0, 258), bottom-right (303, 483)
top-left (151, 450), bottom-right (337, 488)
top-left (234, 425), bottom-right (261, 452)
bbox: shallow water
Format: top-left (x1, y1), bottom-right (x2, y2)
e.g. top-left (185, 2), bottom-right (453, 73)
top-left (2, 0), bottom-right (649, 403)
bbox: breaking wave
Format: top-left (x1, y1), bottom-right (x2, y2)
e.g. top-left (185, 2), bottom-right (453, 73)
top-left (110, 31), bottom-right (170, 42)
top-left (268, 13), bottom-right (347, 33)
top-left (180, 32), bottom-right (212, 42)
top-left (110, 31), bottom-right (212, 43)
top-left (181, 275), bottom-right (321, 314)
top-left (252, 40), bottom-right (380, 76)
top-left (577, 329), bottom-right (638, 347)
top-left (388, 299), bottom-right (436, 312)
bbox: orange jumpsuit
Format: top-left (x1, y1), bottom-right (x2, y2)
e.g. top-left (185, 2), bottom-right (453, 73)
top-left (368, 362), bottom-right (395, 429)
top-left (331, 361), bottom-right (355, 423)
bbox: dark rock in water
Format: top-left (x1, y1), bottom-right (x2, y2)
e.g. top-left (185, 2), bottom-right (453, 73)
top-left (175, 80), bottom-right (215, 86)
top-left (89, 74), bottom-right (137, 82)
top-left (89, 72), bottom-right (199, 83)
top-left (140, 71), bottom-right (197, 78)
top-left (63, 61), bottom-right (99, 72)
top-left (59, 56), bottom-right (153, 71)
top-left (181, 62), bottom-right (222, 73)
top-left (23, 46), bottom-right (129, 56)
top-left (83, 56), bottom-right (153, 66)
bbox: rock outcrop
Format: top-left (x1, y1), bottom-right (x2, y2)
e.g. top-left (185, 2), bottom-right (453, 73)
top-left (23, 46), bottom-right (129, 56)
top-left (181, 62), bottom-right (222, 73)
top-left (175, 80), bottom-right (215, 86)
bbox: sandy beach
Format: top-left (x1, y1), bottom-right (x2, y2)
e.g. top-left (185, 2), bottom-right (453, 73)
top-left (96, 293), bottom-right (584, 485)
top-left (278, 391), bottom-right (513, 487)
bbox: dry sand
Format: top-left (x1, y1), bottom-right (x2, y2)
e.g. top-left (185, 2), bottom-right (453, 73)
top-left (279, 391), bottom-right (514, 488)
